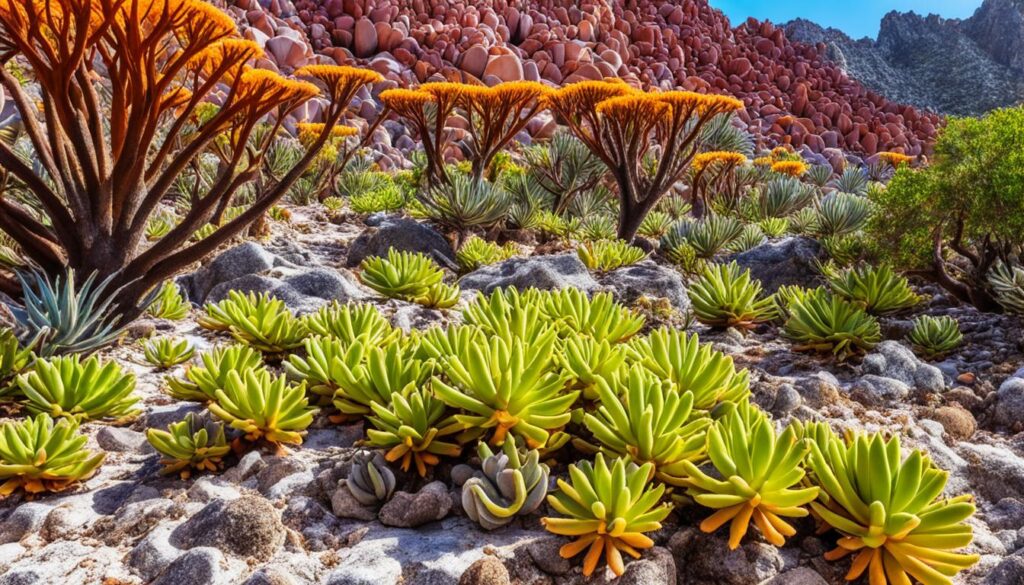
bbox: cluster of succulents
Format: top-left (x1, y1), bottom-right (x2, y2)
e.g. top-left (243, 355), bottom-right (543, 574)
top-left (577, 239), bottom-right (647, 273)
top-left (359, 249), bottom-right (460, 309)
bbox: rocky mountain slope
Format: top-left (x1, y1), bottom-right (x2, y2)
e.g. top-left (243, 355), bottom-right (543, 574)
top-left (226, 0), bottom-right (942, 157)
top-left (785, 0), bottom-right (1024, 116)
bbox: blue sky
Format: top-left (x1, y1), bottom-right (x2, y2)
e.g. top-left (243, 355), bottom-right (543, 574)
top-left (710, 1), bottom-right (984, 39)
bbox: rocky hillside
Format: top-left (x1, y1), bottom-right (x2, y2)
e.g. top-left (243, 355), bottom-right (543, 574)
top-left (785, 0), bottom-right (1024, 116)
top-left (226, 0), bottom-right (942, 157)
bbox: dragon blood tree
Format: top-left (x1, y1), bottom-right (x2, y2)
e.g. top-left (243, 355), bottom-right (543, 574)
top-left (547, 81), bottom-right (745, 241)
top-left (457, 82), bottom-right (550, 183)
top-left (0, 0), bottom-right (381, 321)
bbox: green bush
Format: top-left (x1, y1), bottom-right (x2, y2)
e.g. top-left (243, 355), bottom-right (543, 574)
top-left (866, 107), bottom-right (1024, 309)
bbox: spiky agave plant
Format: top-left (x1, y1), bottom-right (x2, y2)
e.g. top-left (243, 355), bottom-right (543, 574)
top-left (0, 414), bottom-right (105, 497)
top-left (432, 329), bottom-right (576, 448)
top-left (365, 384), bottom-right (463, 476)
top-left (462, 436), bottom-right (550, 530)
top-left (145, 414), bottom-right (231, 479)
top-left (143, 337), bottom-right (195, 369)
top-left (17, 270), bottom-right (125, 356)
top-left (687, 261), bottom-right (776, 330)
top-left (165, 344), bottom-right (265, 402)
top-left (626, 328), bottom-right (750, 410)
top-left (303, 301), bottom-right (397, 346)
top-left (577, 240), bottom-right (648, 273)
top-left (782, 288), bottom-right (881, 360)
top-left (988, 262), bottom-right (1024, 315)
top-left (680, 401), bottom-right (818, 549)
top-left (907, 316), bottom-right (963, 360)
top-left (583, 366), bottom-right (710, 486)
top-left (806, 427), bottom-right (980, 585)
top-left (17, 355), bottom-right (138, 422)
top-left (208, 370), bottom-right (316, 451)
top-left (147, 281), bottom-right (190, 321)
top-left (823, 263), bottom-right (920, 315)
top-left (358, 249), bottom-right (446, 303)
top-left (542, 454), bottom-right (672, 577)
top-left (542, 289), bottom-right (645, 344)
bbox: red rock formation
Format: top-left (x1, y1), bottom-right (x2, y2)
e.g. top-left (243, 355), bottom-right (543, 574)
top-left (235, 0), bottom-right (942, 156)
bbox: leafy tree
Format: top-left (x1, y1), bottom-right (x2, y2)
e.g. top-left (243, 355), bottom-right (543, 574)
top-left (867, 107), bottom-right (1024, 309)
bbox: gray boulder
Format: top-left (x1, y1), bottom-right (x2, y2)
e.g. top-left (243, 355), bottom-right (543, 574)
top-left (993, 377), bottom-right (1024, 428)
top-left (729, 237), bottom-right (824, 292)
top-left (762, 567), bottom-right (830, 585)
top-left (170, 495), bottom-right (285, 561)
top-left (669, 527), bottom-right (783, 584)
top-left (0, 503), bottom-right (51, 545)
top-left (205, 266), bottom-right (368, 315)
top-left (152, 547), bottom-right (224, 585)
top-left (178, 242), bottom-right (282, 303)
top-left (599, 260), bottom-right (689, 310)
top-left (346, 217), bottom-right (455, 269)
top-left (986, 548), bottom-right (1024, 585)
top-left (850, 374), bottom-right (911, 405)
top-left (862, 341), bottom-right (945, 393)
top-left (460, 253), bottom-right (599, 294)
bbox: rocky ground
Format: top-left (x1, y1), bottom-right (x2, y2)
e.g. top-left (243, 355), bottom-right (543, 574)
top-left (1, 208), bottom-right (1024, 585)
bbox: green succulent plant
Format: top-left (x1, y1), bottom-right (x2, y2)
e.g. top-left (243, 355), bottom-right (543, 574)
top-left (418, 282), bottom-right (461, 309)
top-left (145, 213), bottom-right (176, 241)
top-left (165, 344), bottom-right (265, 402)
top-left (542, 454), bottom-right (672, 577)
top-left (17, 355), bottom-right (138, 422)
top-left (208, 369), bottom-right (316, 450)
top-left (907, 316), bottom-right (963, 360)
top-left (805, 164), bottom-right (833, 188)
top-left (657, 195), bottom-right (692, 219)
top-left (831, 167), bottom-right (869, 195)
top-left (17, 270), bottom-right (124, 356)
top-left (359, 249), bottom-right (446, 303)
top-left (788, 206), bottom-right (819, 234)
top-left (147, 281), bottom-right (191, 321)
top-left (758, 217), bottom-right (788, 238)
top-left (988, 262), bottom-right (1024, 315)
top-left (0, 329), bottom-right (33, 397)
top-left (542, 289), bottom-right (645, 344)
top-left (686, 215), bottom-right (745, 258)
top-left (462, 288), bottom-right (553, 343)
top-left (420, 173), bottom-right (511, 232)
top-left (772, 284), bottom-right (812, 322)
top-left (660, 225), bottom-right (707, 274)
top-left (627, 328), bottom-right (750, 410)
top-left (365, 384), bottom-right (463, 476)
top-left (782, 288), bottom-right (881, 360)
top-left (820, 234), bottom-right (865, 267)
top-left (815, 192), bottom-right (871, 237)
top-left (806, 427), bottom-right (980, 585)
top-left (462, 436), bottom-right (550, 530)
top-left (217, 293), bottom-right (308, 354)
top-left (344, 450), bottom-right (396, 506)
top-left (582, 366), bottom-right (710, 486)
top-left (824, 263), bottom-right (920, 315)
top-left (638, 211), bottom-right (674, 239)
top-left (145, 413), bottom-right (231, 479)
top-left (143, 337), bottom-right (195, 369)
top-left (349, 183), bottom-right (406, 214)
top-left (577, 240), bottom-right (648, 273)
top-left (725, 224), bottom-right (767, 254)
top-left (558, 335), bottom-right (629, 401)
top-left (0, 414), bottom-right (105, 497)
top-left (681, 401), bottom-right (818, 549)
top-left (688, 261), bottom-right (776, 330)
top-left (303, 301), bottom-right (397, 346)
top-left (757, 176), bottom-right (816, 218)
top-left (456, 236), bottom-right (516, 273)
top-left (432, 329), bottom-right (576, 449)
top-left (578, 215), bottom-right (618, 241)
